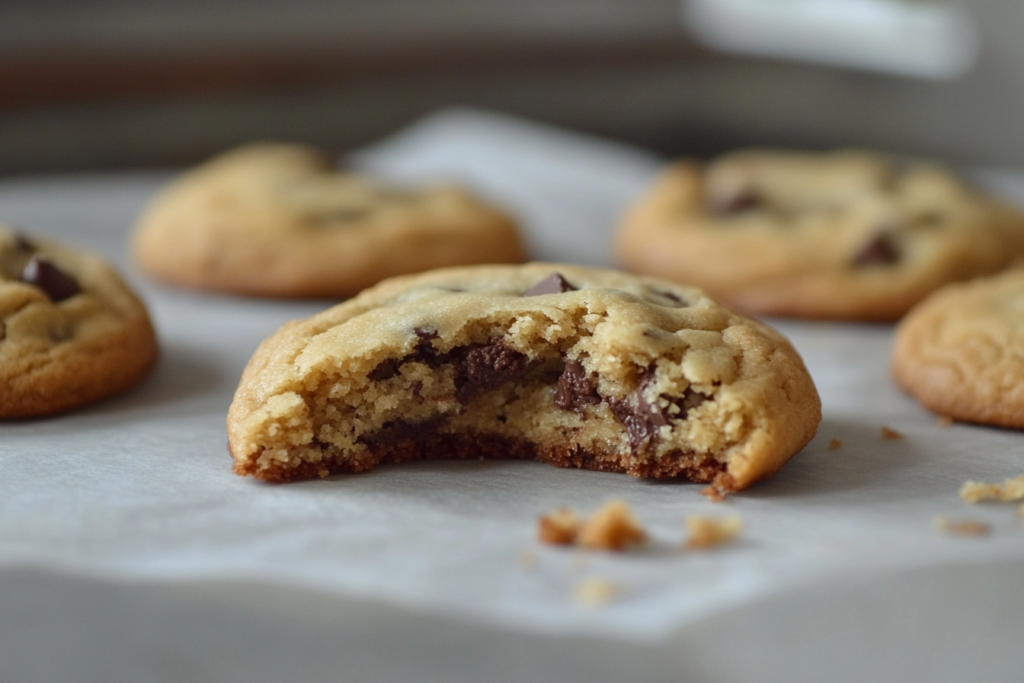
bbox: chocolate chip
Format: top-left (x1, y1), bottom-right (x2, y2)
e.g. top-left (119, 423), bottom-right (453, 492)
top-left (368, 358), bottom-right (401, 381)
top-left (607, 397), bottom-right (660, 453)
top-left (398, 331), bottom-right (541, 403)
top-left (607, 375), bottom-right (708, 452)
top-left (414, 327), bottom-right (439, 342)
top-left (709, 188), bottom-right (760, 215)
top-left (553, 360), bottom-right (601, 414)
top-left (21, 256), bottom-right (81, 302)
top-left (455, 340), bottom-right (539, 403)
top-left (525, 273), bottom-right (575, 296)
top-left (852, 232), bottom-right (899, 267)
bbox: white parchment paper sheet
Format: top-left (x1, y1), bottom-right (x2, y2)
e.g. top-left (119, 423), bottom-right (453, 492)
top-left (2, 109), bottom-right (1023, 643)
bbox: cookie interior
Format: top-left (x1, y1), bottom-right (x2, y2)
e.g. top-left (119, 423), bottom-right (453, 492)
top-left (229, 266), bottom-right (820, 491)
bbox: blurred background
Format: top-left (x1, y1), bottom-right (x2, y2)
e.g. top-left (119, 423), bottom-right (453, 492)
top-left (0, 0), bottom-right (1020, 175)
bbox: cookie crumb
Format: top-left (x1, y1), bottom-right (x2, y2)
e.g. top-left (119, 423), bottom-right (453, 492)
top-left (880, 426), bottom-right (904, 440)
top-left (538, 507), bottom-right (581, 545)
top-left (959, 475), bottom-right (1024, 503)
top-left (700, 485), bottom-right (727, 502)
top-left (574, 578), bottom-right (620, 607)
top-left (827, 439), bottom-right (842, 451)
top-left (934, 516), bottom-right (991, 536)
top-left (577, 500), bottom-right (647, 551)
top-left (936, 415), bottom-right (954, 427)
top-left (538, 501), bottom-right (646, 551)
top-left (685, 515), bottom-right (743, 549)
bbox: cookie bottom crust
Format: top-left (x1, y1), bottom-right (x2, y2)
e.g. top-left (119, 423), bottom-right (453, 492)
top-left (232, 429), bottom-right (734, 489)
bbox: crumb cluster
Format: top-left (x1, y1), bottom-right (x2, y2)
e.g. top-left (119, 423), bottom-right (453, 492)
top-left (538, 500), bottom-right (647, 551)
top-left (959, 475), bottom-right (1024, 504)
top-left (699, 485), bottom-right (727, 502)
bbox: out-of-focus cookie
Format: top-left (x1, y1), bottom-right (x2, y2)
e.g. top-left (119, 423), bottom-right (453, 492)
top-left (616, 149), bottom-right (1024, 321)
top-left (227, 263), bottom-right (821, 491)
top-left (0, 226), bottom-right (158, 418)
top-left (132, 143), bottom-right (525, 298)
top-left (892, 269), bottom-right (1024, 428)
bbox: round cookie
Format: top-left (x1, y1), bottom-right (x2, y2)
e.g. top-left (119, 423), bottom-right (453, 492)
top-left (132, 143), bottom-right (525, 298)
top-left (227, 263), bottom-right (821, 491)
top-left (0, 226), bottom-right (158, 418)
top-left (892, 268), bottom-right (1024, 427)
top-left (616, 149), bottom-right (1024, 321)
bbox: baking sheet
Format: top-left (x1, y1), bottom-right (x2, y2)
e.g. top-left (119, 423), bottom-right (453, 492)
top-left (2, 109), bottom-right (1024, 646)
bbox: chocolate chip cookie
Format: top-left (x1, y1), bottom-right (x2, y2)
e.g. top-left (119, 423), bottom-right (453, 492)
top-left (892, 268), bottom-right (1024, 428)
top-left (1, 226), bottom-right (158, 418)
top-left (132, 143), bottom-right (525, 298)
top-left (227, 263), bottom-right (821, 491)
top-left (616, 149), bottom-right (1024, 321)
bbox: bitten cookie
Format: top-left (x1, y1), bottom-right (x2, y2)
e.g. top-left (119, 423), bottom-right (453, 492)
top-left (227, 263), bottom-right (821, 491)
top-left (616, 149), bottom-right (1024, 321)
top-left (0, 226), bottom-right (158, 418)
top-left (132, 143), bottom-right (525, 298)
top-left (892, 268), bottom-right (1024, 428)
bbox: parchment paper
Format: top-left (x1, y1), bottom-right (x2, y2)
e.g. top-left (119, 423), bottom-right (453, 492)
top-left (2, 109), bottom-right (1023, 644)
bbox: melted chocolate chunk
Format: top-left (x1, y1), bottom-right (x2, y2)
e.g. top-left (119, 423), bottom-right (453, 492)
top-left (410, 327), bottom-right (450, 366)
top-left (21, 256), bottom-right (81, 302)
top-left (455, 340), bottom-right (539, 403)
top-left (414, 327), bottom-right (439, 342)
top-left (606, 397), bottom-right (660, 453)
top-left (359, 417), bottom-right (446, 448)
top-left (852, 232), bottom-right (899, 267)
top-left (368, 358), bottom-right (401, 381)
top-left (525, 273), bottom-right (575, 296)
top-left (393, 331), bottom-right (541, 403)
top-left (553, 360), bottom-right (601, 414)
top-left (607, 375), bottom-right (709, 452)
top-left (709, 188), bottom-right (760, 215)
